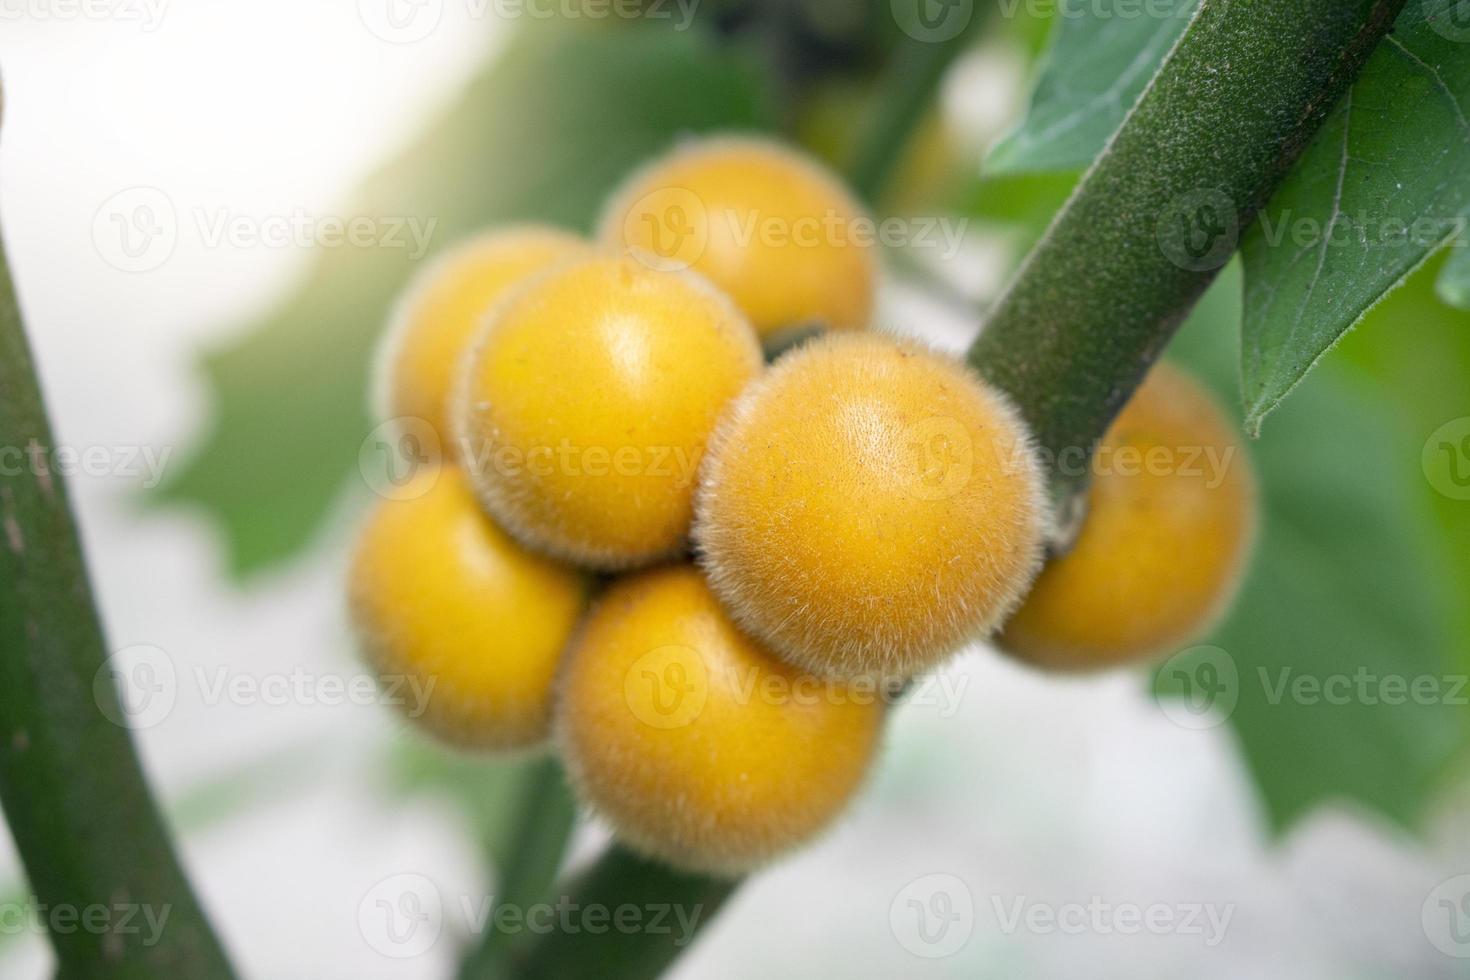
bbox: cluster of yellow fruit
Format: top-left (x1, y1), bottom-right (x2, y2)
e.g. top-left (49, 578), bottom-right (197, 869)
top-left (348, 135), bottom-right (1257, 875)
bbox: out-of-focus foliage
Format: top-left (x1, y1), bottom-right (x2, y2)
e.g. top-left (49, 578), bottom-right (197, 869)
top-left (986, 0), bottom-right (1196, 174)
top-left (1161, 261), bottom-right (1464, 830)
top-left (155, 24), bottom-right (776, 574)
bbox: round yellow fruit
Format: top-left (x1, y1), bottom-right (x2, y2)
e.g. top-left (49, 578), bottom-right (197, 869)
top-left (694, 333), bottom-right (1048, 680)
top-left (348, 466), bottom-right (589, 749)
top-left (375, 226), bottom-right (590, 454)
top-left (598, 136), bottom-right (878, 340)
top-left (456, 254), bottom-right (762, 570)
top-left (999, 362), bottom-right (1258, 670)
top-left (557, 564), bottom-right (885, 875)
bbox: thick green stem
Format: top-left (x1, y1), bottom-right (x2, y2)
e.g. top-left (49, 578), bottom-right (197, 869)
top-left (457, 756), bottom-right (578, 980)
top-left (502, 846), bottom-right (738, 980)
top-left (968, 0), bottom-right (1407, 510)
top-left (0, 172), bottom-right (236, 977)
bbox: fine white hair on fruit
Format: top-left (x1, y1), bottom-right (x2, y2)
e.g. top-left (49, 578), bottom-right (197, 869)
top-left (693, 331), bottom-right (1050, 681)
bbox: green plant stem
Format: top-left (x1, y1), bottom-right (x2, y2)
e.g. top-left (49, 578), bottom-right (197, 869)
top-left (847, 13), bottom-right (983, 204)
top-left (457, 756), bottom-right (578, 980)
top-left (0, 187), bottom-right (236, 975)
top-left (968, 0), bottom-right (1407, 511)
top-left (500, 846), bottom-right (738, 980)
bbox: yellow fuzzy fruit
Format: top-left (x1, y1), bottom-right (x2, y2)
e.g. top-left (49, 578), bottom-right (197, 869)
top-left (694, 333), bottom-right (1048, 680)
top-left (348, 466), bottom-right (589, 749)
top-left (598, 136), bottom-right (877, 340)
top-left (557, 564), bottom-right (885, 875)
top-left (999, 362), bottom-right (1257, 670)
top-left (375, 226), bottom-right (591, 454)
top-left (457, 254), bottom-right (762, 570)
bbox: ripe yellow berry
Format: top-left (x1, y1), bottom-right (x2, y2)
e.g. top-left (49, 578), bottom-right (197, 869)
top-left (457, 254), bottom-right (762, 570)
top-left (598, 136), bottom-right (877, 340)
top-left (694, 333), bottom-right (1048, 680)
top-left (348, 466), bottom-right (589, 749)
top-left (374, 226), bottom-right (591, 453)
top-left (557, 564), bottom-right (885, 875)
top-left (999, 362), bottom-right (1258, 670)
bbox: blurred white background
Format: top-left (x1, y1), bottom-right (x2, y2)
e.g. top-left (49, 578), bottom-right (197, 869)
top-left (1, 4), bottom-right (1468, 978)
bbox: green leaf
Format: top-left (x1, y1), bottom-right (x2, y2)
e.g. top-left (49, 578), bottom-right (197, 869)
top-left (1334, 250), bottom-right (1470, 717)
top-left (1240, 0), bottom-right (1470, 433)
top-left (969, 0), bottom-right (1404, 502)
top-left (1436, 240), bottom-right (1470, 309)
top-left (154, 25), bottom-right (775, 575)
top-left (1160, 263), bottom-right (1463, 830)
top-left (986, 0), bottom-right (1199, 175)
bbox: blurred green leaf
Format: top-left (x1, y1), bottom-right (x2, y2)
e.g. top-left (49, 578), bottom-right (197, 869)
top-left (1436, 241), bottom-right (1470, 309)
top-left (155, 25), bottom-right (776, 574)
top-left (985, 0), bottom-right (1198, 174)
top-left (1160, 262), bottom-right (1463, 830)
top-left (1240, 0), bottom-right (1470, 433)
top-left (1334, 250), bottom-right (1470, 708)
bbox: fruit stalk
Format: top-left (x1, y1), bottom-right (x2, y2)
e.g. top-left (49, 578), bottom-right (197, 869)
top-left (968, 0), bottom-right (1407, 512)
top-left (494, 846), bottom-right (739, 980)
top-left (0, 111), bottom-right (237, 977)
